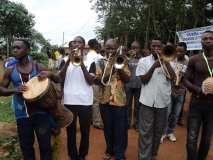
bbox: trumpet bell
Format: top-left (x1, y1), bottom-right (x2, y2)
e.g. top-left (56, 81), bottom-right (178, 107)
top-left (72, 56), bottom-right (81, 66)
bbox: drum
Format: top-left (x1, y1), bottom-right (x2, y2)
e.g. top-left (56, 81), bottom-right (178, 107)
top-left (202, 77), bottom-right (213, 95)
top-left (23, 76), bottom-right (73, 128)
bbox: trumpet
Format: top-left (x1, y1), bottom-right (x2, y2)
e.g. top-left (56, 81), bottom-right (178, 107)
top-left (71, 48), bottom-right (82, 66)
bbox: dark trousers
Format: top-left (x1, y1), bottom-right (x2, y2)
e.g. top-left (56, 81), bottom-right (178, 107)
top-left (138, 104), bottom-right (167, 160)
top-left (16, 114), bottom-right (52, 160)
top-left (100, 104), bottom-right (128, 160)
top-left (66, 105), bottom-right (92, 160)
top-left (125, 87), bottom-right (141, 128)
top-left (186, 101), bottom-right (213, 160)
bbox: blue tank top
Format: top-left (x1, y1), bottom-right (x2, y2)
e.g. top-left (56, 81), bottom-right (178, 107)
top-left (10, 63), bottom-right (46, 119)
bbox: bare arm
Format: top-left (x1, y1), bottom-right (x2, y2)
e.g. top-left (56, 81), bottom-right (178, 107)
top-left (37, 63), bottom-right (61, 83)
top-left (139, 60), bottom-right (160, 84)
top-left (0, 68), bottom-right (27, 96)
top-left (81, 62), bottom-right (95, 86)
top-left (183, 58), bottom-right (202, 95)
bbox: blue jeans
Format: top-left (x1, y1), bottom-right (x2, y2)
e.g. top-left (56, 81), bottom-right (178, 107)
top-left (166, 94), bottom-right (185, 134)
top-left (100, 104), bottom-right (128, 160)
top-left (16, 114), bottom-right (52, 160)
top-left (186, 101), bottom-right (213, 160)
top-left (125, 87), bottom-right (141, 128)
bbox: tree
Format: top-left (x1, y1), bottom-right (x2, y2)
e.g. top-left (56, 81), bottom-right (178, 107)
top-left (0, 0), bottom-right (35, 55)
top-left (91, 0), bottom-right (213, 48)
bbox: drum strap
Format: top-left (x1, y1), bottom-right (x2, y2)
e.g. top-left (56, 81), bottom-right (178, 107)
top-left (19, 73), bottom-right (31, 117)
top-left (203, 52), bottom-right (213, 77)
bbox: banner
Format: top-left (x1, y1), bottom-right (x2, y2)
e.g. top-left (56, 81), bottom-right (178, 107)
top-left (176, 25), bottom-right (213, 50)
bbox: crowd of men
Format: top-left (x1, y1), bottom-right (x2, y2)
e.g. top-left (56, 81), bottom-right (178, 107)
top-left (0, 30), bottom-right (213, 160)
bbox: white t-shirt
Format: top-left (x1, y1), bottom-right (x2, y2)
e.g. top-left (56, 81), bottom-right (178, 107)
top-left (63, 55), bottom-right (95, 106)
top-left (136, 55), bottom-right (171, 108)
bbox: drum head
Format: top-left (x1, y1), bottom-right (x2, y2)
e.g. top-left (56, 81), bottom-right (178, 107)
top-left (23, 76), bottom-right (49, 101)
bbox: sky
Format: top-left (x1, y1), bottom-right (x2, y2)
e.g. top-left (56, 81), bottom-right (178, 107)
top-left (11, 0), bottom-right (99, 46)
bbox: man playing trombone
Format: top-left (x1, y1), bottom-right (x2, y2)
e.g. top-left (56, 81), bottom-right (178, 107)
top-left (95, 39), bottom-right (130, 160)
top-left (136, 39), bottom-right (175, 160)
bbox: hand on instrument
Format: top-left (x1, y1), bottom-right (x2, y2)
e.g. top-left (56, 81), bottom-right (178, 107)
top-left (153, 60), bottom-right (161, 68)
top-left (14, 85), bottom-right (28, 94)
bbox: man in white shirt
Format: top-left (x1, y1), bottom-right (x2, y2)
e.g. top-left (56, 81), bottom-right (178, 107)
top-left (136, 39), bottom-right (175, 160)
top-left (60, 36), bottom-right (96, 160)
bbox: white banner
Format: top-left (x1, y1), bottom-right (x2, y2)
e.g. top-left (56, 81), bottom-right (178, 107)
top-left (176, 25), bottom-right (213, 50)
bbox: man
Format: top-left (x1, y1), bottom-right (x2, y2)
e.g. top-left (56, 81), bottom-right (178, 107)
top-left (96, 39), bottom-right (130, 160)
top-left (87, 38), bottom-right (103, 129)
top-left (136, 39), bottom-right (175, 160)
top-left (60, 36), bottom-right (96, 160)
top-left (0, 39), bottom-right (59, 160)
top-left (125, 40), bottom-right (142, 129)
top-left (184, 30), bottom-right (213, 160)
top-left (162, 42), bottom-right (189, 142)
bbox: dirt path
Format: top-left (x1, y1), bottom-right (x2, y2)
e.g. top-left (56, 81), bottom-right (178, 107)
top-left (51, 124), bottom-right (213, 160)
top-left (50, 92), bottom-right (213, 160)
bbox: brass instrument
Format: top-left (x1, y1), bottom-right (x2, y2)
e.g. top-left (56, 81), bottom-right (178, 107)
top-left (156, 45), bottom-right (176, 80)
top-left (101, 53), bottom-right (114, 86)
top-left (114, 46), bottom-right (126, 69)
top-left (101, 46), bottom-right (126, 86)
top-left (71, 48), bottom-right (82, 66)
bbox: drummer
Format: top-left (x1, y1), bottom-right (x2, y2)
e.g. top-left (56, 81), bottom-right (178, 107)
top-left (0, 39), bottom-right (60, 160)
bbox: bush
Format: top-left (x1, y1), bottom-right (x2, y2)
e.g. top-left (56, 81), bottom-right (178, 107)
top-left (0, 97), bottom-right (15, 123)
top-left (30, 51), bottom-right (48, 66)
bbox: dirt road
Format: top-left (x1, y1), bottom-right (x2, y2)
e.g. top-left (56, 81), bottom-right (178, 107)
top-left (52, 124), bottom-right (213, 160)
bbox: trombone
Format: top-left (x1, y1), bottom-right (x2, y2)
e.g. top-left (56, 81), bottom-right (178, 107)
top-left (101, 46), bottom-right (127, 86)
top-left (101, 53), bottom-right (114, 86)
top-left (156, 45), bottom-right (176, 80)
top-left (114, 46), bottom-right (126, 69)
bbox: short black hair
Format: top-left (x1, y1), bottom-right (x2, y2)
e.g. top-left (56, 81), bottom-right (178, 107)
top-left (177, 42), bottom-right (187, 51)
top-left (148, 38), bottom-right (162, 50)
top-left (15, 39), bottom-right (31, 49)
top-left (88, 38), bottom-right (98, 49)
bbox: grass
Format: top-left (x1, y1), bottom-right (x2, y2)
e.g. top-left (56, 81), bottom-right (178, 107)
top-left (0, 97), bottom-right (15, 123)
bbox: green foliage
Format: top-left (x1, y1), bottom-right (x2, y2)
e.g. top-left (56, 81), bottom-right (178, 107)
top-left (91, 0), bottom-right (213, 47)
top-left (0, 0), bottom-right (51, 55)
top-left (0, 97), bottom-right (15, 123)
top-left (30, 51), bottom-right (48, 66)
top-left (0, 0), bottom-right (35, 38)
